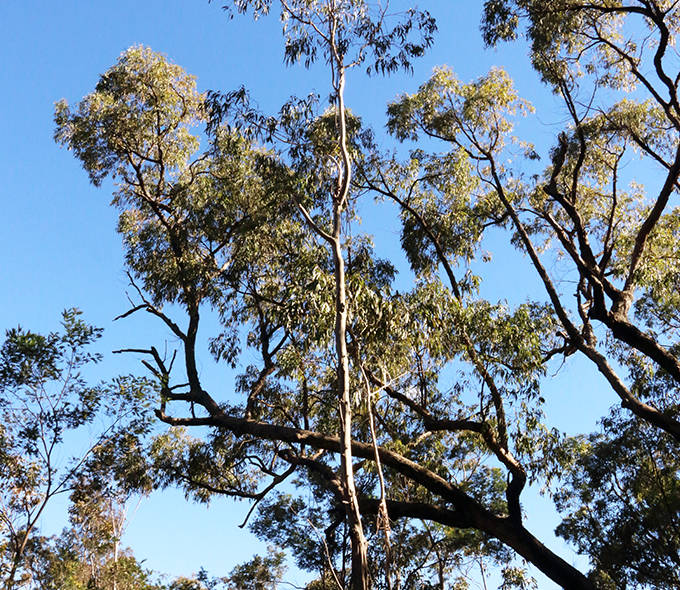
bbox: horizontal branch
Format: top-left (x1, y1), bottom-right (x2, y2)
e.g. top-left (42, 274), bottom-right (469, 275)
top-left (156, 408), bottom-right (593, 589)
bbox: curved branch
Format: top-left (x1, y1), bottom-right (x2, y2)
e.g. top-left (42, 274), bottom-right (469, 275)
top-left (156, 407), bottom-right (592, 589)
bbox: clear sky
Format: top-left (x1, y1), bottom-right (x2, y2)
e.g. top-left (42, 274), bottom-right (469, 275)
top-left (0, 1), bottom-right (612, 586)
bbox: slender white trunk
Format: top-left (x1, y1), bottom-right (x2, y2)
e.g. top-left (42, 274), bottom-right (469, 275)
top-left (333, 62), bottom-right (370, 590)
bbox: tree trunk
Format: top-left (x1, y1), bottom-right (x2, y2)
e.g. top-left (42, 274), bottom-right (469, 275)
top-left (332, 58), bottom-right (370, 590)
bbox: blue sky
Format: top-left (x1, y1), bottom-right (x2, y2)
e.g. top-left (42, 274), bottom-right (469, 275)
top-left (0, 1), bottom-right (613, 586)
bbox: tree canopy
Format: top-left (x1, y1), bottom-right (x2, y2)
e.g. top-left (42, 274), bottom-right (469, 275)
top-left (45, 1), bottom-right (680, 589)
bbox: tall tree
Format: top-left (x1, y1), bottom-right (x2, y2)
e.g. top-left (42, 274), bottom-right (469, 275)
top-left (54, 1), bottom-right (680, 588)
top-left (212, 3), bottom-right (436, 588)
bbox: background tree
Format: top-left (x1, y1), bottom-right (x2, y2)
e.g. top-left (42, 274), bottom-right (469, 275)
top-left (0, 310), bottom-right (153, 589)
top-left (224, 548), bottom-right (285, 590)
top-left (555, 409), bottom-right (680, 589)
top-left (22, 486), bottom-right (208, 590)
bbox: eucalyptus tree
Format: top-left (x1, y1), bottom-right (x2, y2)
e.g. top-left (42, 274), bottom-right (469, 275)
top-left (55, 4), bottom-right (435, 588)
top-left (54, 42), bottom-right (565, 590)
top-left (380, 0), bottom-right (680, 586)
top-left (210, 3), bottom-right (437, 587)
top-left (54, 1), bottom-right (680, 590)
top-left (478, 0), bottom-right (680, 442)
